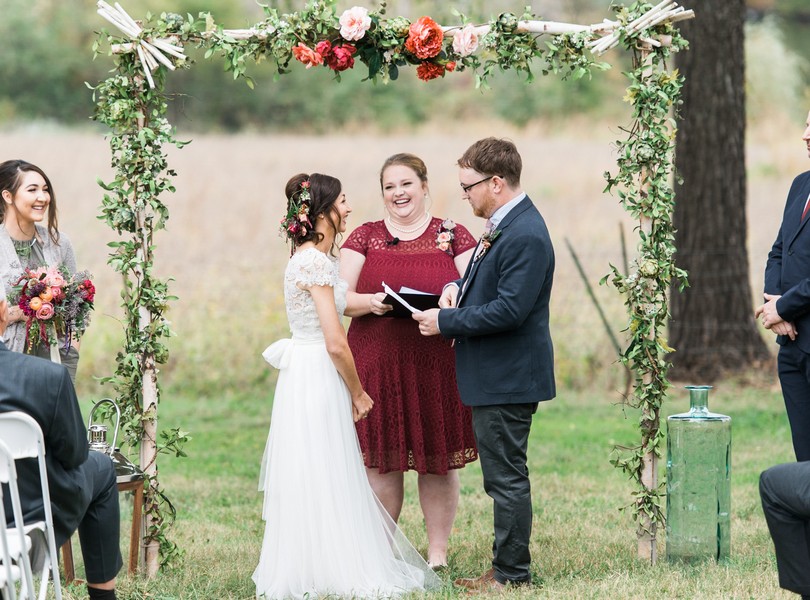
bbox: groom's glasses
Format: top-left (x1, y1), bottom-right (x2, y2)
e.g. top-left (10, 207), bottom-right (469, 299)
top-left (460, 175), bottom-right (495, 194)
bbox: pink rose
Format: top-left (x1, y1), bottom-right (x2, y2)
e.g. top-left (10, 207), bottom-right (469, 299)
top-left (406, 16), bottom-right (444, 60)
top-left (438, 242), bottom-right (451, 252)
top-left (315, 40), bottom-right (333, 59)
top-left (36, 302), bottom-right (55, 320)
top-left (50, 286), bottom-right (65, 302)
top-left (452, 24), bottom-right (479, 57)
top-left (339, 6), bottom-right (371, 41)
top-left (292, 43), bottom-right (323, 69)
top-left (437, 231), bottom-right (452, 243)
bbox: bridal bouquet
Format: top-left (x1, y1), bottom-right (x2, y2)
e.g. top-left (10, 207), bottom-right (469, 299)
top-left (9, 265), bottom-right (96, 353)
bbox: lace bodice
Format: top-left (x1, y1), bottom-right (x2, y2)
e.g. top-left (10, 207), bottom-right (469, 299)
top-left (284, 248), bottom-right (347, 338)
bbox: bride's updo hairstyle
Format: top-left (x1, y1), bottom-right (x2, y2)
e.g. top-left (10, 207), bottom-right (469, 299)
top-left (281, 172), bottom-right (343, 253)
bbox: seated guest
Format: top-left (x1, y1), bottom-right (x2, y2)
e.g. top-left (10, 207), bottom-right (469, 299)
top-left (0, 285), bottom-right (122, 600)
top-left (760, 462), bottom-right (810, 599)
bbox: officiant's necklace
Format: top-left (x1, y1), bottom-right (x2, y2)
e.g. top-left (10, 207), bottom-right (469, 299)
top-left (386, 212), bottom-right (431, 234)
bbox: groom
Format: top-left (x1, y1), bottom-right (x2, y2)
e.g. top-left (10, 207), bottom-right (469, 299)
top-left (414, 137), bottom-right (555, 590)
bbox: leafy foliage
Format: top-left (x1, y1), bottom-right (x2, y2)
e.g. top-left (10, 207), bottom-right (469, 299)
top-left (91, 0), bottom-right (687, 567)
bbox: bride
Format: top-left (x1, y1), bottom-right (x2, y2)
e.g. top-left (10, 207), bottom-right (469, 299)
top-left (253, 173), bottom-right (441, 599)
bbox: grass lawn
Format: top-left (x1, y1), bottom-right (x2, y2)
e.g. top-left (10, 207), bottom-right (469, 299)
top-left (59, 379), bottom-right (797, 599)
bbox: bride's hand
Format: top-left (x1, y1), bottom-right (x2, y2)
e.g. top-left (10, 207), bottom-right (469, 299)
top-left (352, 391), bottom-right (374, 422)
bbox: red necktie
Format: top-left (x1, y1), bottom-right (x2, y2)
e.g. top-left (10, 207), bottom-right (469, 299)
top-left (802, 198), bottom-right (810, 221)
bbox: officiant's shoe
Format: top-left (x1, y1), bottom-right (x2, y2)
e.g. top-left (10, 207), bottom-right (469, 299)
top-left (454, 569), bottom-right (506, 593)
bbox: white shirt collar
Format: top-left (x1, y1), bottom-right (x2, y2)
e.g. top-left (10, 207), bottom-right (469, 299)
top-left (488, 192), bottom-right (526, 230)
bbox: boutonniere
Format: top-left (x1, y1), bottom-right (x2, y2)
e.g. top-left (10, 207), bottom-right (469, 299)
top-left (435, 218), bottom-right (456, 256)
top-left (474, 229), bottom-right (501, 261)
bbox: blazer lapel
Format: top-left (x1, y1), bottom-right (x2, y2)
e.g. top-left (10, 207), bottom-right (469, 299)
top-left (457, 197), bottom-right (533, 306)
top-left (788, 179), bottom-right (810, 248)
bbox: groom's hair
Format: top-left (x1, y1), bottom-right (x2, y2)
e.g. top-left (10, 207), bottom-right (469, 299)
top-left (458, 138), bottom-right (522, 188)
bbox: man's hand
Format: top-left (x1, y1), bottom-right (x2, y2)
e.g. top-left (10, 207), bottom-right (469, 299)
top-left (439, 284), bottom-right (458, 308)
top-left (413, 308), bottom-right (441, 336)
top-left (756, 293), bottom-right (786, 329)
top-left (771, 321), bottom-right (798, 340)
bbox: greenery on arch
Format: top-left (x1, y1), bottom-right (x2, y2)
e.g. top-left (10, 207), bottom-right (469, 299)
top-left (91, 0), bottom-right (690, 568)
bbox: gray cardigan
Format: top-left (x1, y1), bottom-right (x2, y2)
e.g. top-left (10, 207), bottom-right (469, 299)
top-left (0, 224), bottom-right (76, 352)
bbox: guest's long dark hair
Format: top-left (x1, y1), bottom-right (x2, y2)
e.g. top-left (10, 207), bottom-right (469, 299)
top-left (0, 159), bottom-right (60, 243)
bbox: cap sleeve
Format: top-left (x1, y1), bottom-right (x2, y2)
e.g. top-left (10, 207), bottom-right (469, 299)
top-left (295, 249), bottom-right (335, 289)
top-left (452, 223), bottom-right (477, 254)
top-left (341, 223), bottom-right (371, 256)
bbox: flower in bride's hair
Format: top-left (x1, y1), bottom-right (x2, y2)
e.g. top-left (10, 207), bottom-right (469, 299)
top-left (405, 16), bottom-right (443, 59)
top-left (452, 24), bottom-right (479, 57)
top-left (292, 43), bottom-right (323, 69)
top-left (339, 6), bottom-right (371, 41)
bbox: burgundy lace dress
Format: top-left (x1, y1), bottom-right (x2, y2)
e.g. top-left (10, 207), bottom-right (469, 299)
top-left (342, 217), bottom-right (479, 475)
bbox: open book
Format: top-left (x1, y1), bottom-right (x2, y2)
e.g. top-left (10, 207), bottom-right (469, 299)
top-left (380, 282), bottom-right (441, 318)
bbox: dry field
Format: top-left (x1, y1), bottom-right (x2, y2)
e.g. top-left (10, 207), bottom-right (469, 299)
top-left (0, 116), bottom-right (803, 395)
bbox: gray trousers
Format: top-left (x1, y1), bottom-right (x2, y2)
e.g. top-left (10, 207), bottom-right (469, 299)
top-left (471, 403), bottom-right (536, 584)
top-left (760, 462), bottom-right (810, 596)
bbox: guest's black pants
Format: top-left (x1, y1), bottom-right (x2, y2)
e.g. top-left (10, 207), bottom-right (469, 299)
top-left (760, 462), bottom-right (810, 595)
top-left (471, 403), bottom-right (536, 584)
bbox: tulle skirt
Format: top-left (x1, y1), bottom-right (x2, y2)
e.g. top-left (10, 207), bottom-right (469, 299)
top-left (253, 337), bottom-right (441, 599)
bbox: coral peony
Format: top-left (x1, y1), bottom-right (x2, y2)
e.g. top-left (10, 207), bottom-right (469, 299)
top-left (405, 16), bottom-right (444, 59)
top-left (416, 61), bottom-right (445, 81)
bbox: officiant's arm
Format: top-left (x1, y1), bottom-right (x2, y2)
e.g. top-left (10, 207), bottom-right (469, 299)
top-left (339, 248), bottom-right (393, 317)
top-left (310, 283), bottom-right (373, 421)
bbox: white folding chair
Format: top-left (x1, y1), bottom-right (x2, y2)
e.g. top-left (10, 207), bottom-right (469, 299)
top-left (0, 438), bottom-right (35, 600)
top-left (0, 413), bottom-right (62, 600)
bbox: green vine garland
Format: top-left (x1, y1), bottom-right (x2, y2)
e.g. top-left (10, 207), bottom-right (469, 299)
top-left (92, 0), bottom-right (689, 569)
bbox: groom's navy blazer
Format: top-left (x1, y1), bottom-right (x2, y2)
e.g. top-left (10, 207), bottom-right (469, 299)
top-left (438, 196), bottom-right (555, 407)
top-left (765, 170), bottom-right (810, 354)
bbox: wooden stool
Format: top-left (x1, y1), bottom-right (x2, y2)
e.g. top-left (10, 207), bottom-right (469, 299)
top-left (61, 477), bottom-right (145, 583)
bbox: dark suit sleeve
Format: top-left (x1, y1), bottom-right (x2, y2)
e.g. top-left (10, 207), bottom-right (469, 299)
top-left (774, 174), bottom-right (810, 321)
top-left (764, 224), bottom-right (783, 296)
top-left (47, 368), bottom-right (89, 470)
top-left (439, 229), bottom-right (551, 337)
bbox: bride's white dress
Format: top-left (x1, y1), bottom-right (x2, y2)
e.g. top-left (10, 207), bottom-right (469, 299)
top-left (253, 247), bottom-right (441, 599)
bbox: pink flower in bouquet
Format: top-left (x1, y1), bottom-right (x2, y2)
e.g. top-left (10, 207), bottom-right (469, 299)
top-left (417, 61), bottom-right (445, 81)
top-left (292, 43), bottom-right (323, 69)
top-left (43, 266), bottom-right (65, 288)
top-left (452, 24), bottom-right (479, 57)
top-left (50, 286), bottom-right (65, 303)
top-left (339, 6), bottom-right (371, 41)
top-left (406, 16), bottom-right (444, 59)
top-left (35, 302), bottom-right (54, 320)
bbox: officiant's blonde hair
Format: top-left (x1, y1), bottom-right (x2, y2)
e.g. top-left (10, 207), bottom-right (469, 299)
top-left (379, 153), bottom-right (429, 189)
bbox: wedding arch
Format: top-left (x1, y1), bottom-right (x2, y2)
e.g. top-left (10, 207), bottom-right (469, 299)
top-left (91, 0), bottom-right (693, 576)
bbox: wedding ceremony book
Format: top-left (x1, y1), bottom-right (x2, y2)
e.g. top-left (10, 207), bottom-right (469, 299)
top-left (381, 282), bottom-right (440, 318)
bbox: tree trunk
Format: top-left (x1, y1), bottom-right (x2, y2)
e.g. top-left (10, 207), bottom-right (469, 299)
top-left (670, 0), bottom-right (770, 381)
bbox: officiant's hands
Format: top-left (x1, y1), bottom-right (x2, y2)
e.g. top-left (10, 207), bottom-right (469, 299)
top-left (413, 308), bottom-right (441, 336)
top-left (369, 292), bottom-right (393, 316)
top-left (351, 390), bottom-right (374, 422)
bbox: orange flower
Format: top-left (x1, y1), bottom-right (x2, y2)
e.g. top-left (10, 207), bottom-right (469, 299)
top-left (292, 43), bottom-right (323, 69)
top-left (417, 61), bottom-right (445, 81)
top-left (405, 16), bottom-right (444, 59)
top-left (29, 297), bottom-right (43, 311)
top-left (39, 287), bottom-right (54, 302)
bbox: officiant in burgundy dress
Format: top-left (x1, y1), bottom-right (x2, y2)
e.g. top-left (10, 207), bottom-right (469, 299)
top-left (339, 152), bottom-right (477, 569)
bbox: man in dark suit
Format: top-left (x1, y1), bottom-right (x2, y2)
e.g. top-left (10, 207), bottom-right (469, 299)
top-left (0, 286), bottom-right (122, 600)
top-left (760, 462), bottom-right (810, 599)
top-left (757, 111), bottom-right (810, 461)
top-left (414, 137), bottom-right (555, 591)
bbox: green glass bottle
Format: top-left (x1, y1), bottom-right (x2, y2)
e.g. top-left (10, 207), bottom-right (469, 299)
top-left (666, 385), bottom-right (731, 562)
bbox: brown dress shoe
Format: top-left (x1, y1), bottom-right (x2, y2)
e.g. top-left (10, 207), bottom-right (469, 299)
top-left (454, 568), bottom-right (506, 593)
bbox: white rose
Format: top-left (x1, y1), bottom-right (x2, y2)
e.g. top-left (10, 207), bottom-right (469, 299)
top-left (339, 7), bottom-right (372, 41)
top-left (452, 24), bottom-right (479, 57)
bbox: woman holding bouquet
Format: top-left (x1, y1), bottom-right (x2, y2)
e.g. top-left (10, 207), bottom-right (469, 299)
top-left (339, 153), bottom-right (478, 569)
top-left (253, 172), bottom-right (439, 599)
top-left (0, 159), bottom-right (80, 381)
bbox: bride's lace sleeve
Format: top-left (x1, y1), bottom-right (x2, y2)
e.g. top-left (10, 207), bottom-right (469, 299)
top-left (295, 249), bottom-right (336, 289)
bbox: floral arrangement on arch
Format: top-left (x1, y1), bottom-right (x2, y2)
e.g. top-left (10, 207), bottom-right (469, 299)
top-left (265, 2), bottom-right (543, 84)
top-left (9, 265), bottom-right (95, 353)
